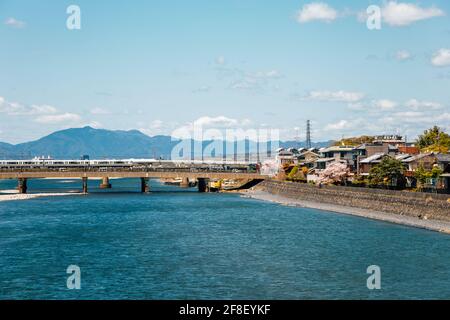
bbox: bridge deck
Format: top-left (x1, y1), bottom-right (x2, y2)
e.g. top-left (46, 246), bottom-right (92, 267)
top-left (0, 170), bottom-right (268, 180)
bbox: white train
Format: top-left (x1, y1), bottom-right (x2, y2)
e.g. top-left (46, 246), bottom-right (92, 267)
top-left (0, 158), bottom-right (256, 170)
top-left (0, 159), bottom-right (152, 168)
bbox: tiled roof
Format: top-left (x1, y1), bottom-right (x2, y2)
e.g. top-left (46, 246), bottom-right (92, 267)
top-left (402, 153), bottom-right (434, 163)
top-left (359, 153), bottom-right (385, 164)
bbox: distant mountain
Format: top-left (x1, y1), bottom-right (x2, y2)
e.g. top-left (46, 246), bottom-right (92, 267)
top-left (1, 127), bottom-right (177, 159)
top-left (0, 142), bottom-right (14, 156)
top-left (0, 126), bottom-right (333, 159)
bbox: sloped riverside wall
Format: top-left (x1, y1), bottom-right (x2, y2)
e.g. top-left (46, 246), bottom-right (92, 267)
top-left (259, 180), bottom-right (450, 222)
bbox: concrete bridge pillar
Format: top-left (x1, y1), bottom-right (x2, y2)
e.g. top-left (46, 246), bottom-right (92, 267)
top-left (140, 178), bottom-right (150, 193)
top-left (82, 177), bottom-right (88, 194)
top-left (197, 178), bottom-right (209, 193)
top-left (100, 177), bottom-right (112, 189)
top-left (18, 178), bottom-right (27, 194)
top-left (180, 177), bottom-right (190, 188)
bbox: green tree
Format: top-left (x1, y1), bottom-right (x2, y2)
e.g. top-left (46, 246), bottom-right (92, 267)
top-left (368, 156), bottom-right (406, 188)
top-left (286, 166), bottom-right (306, 182)
top-left (414, 164), bottom-right (429, 187)
top-left (417, 126), bottom-right (450, 153)
top-left (414, 164), bottom-right (443, 189)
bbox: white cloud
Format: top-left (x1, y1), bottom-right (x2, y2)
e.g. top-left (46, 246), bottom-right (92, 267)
top-left (35, 113), bottom-right (81, 124)
top-left (90, 107), bottom-right (111, 115)
top-left (349, 98), bottom-right (442, 112)
top-left (393, 111), bottom-right (424, 119)
top-left (28, 105), bottom-right (58, 115)
top-left (434, 113), bottom-right (450, 122)
top-left (139, 119), bottom-right (180, 137)
top-left (170, 116), bottom-right (254, 139)
top-left (0, 100), bottom-right (23, 114)
top-left (4, 17), bottom-right (26, 28)
top-left (405, 99), bottom-right (442, 110)
top-left (431, 49), bottom-right (450, 67)
top-left (229, 78), bottom-right (259, 91)
top-left (373, 99), bottom-right (397, 110)
top-left (395, 50), bottom-right (412, 61)
top-left (0, 97), bottom-right (57, 116)
top-left (85, 121), bottom-right (102, 128)
top-left (385, 110), bottom-right (450, 125)
top-left (297, 2), bottom-right (338, 23)
top-left (382, 2), bottom-right (445, 27)
top-left (150, 120), bottom-right (164, 129)
top-left (305, 90), bottom-right (365, 103)
top-left (325, 120), bottom-right (352, 130)
top-left (194, 116), bottom-right (251, 128)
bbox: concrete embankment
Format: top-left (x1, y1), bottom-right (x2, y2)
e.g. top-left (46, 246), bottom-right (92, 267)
top-left (243, 180), bottom-right (450, 234)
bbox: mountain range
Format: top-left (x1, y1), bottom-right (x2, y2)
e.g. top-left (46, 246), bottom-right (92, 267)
top-left (0, 126), bottom-right (333, 159)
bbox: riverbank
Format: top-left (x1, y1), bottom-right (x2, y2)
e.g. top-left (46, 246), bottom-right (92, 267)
top-left (0, 190), bottom-right (81, 202)
top-left (241, 183), bottom-right (450, 234)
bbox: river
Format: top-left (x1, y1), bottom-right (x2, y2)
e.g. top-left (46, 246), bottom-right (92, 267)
top-left (0, 178), bottom-right (449, 299)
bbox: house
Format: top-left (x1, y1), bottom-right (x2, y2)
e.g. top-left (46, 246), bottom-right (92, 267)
top-left (397, 153), bottom-right (436, 188)
top-left (402, 153), bottom-right (436, 172)
top-left (297, 150), bottom-right (320, 168)
top-left (314, 157), bottom-right (339, 171)
top-left (358, 153), bottom-right (386, 175)
top-left (437, 154), bottom-right (450, 192)
top-left (319, 146), bottom-right (358, 170)
top-left (275, 148), bottom-right (297, 166)
top-left (355, 143), bottom-right (399, 174)
top-left (355, 143), bottom-right (398, 158)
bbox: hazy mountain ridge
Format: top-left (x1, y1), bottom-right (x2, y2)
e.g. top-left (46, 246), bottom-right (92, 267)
top-left (0, 126), bottom-right (333, 159)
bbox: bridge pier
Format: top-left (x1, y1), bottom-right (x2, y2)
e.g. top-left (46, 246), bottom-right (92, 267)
top-left (82, 177), bottom-right (88, 193)
top-left (180, 177), bottom-right (190, 188)
top-left (197, 178), bottom-right (209, 193)
top-left (18, 178), bottom-right (28, 194)
top-left (140, 178), bottom-right (150, 193)
top-left (100, 177), bottom-right (112, 189)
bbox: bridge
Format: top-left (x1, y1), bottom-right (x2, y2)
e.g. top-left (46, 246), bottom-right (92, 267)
top-left (0, 163), bottom-right (269, 194)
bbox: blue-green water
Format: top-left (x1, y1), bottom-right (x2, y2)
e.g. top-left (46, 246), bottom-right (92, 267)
top-left (0, 178), bottom-right (449, 299)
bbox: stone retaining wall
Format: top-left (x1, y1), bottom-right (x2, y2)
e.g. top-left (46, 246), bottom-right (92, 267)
top-left (259, 180), bottom-right (450, 222)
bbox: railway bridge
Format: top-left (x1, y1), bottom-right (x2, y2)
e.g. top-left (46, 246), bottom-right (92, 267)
top-left (0, 165), bottom-right (269, 194)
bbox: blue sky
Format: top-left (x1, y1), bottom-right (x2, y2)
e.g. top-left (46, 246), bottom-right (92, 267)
top-left (1, 0), bottom-right (450, 143)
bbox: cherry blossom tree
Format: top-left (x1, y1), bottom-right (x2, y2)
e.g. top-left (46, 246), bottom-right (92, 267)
top-left (317, 161), bottom-right (350, 185)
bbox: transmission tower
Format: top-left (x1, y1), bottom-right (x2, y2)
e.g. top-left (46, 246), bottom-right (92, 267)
top-left (306, 120), bottom-right (312, 149)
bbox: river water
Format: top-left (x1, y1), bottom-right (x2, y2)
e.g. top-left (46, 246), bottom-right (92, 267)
top-left (0, 178), bottom-right (449, 299)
